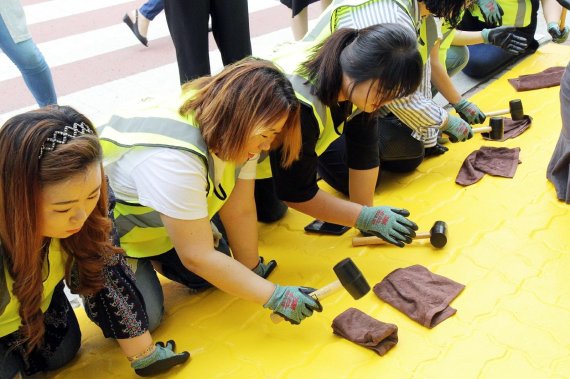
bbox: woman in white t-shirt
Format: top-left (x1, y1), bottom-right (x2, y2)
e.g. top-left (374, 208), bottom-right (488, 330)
top-left (100, 58), bottom-right (323, 328)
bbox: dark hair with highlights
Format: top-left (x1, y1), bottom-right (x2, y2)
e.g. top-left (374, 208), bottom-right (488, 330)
top-left (180, 58), bottom-right (302, 168)
top-left (422, 0), bottom-right (472, 28)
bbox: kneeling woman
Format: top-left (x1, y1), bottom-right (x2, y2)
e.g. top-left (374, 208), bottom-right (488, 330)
top-left (0, 106), bottom-right (187, 377)
top-left (256, 24), bottom-right (423, 247)
top-left (99, 59), bottom-right (322, 327)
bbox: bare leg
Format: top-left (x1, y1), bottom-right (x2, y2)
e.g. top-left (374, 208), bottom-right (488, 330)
top-left (291, 8), bottom-right (308, 40)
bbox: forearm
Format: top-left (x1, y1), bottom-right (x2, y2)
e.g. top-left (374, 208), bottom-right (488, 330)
top-left (348, 167), bottom-right (378, 206)
top-left (542, 0), bottom-right (563, 23)
top-left (182, 248), bottom-right (275, 304)
top-left (220, 207), bottom-right (259, 269)
top-left (286, 189), bottom-right (362, 227)
top-left (431, 58), bottom-right (462, 104)
top-left (452, 30), bottom-right (484, 46)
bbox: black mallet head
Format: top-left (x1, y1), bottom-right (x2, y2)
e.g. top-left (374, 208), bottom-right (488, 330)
top-left (333, 258), bottom-right (370, 300)
top-left (429, 221), bottom-right (448, 248)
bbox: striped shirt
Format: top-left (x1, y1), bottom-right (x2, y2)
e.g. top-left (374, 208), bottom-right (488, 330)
top-left (334, 0), bottom-right (445, 147)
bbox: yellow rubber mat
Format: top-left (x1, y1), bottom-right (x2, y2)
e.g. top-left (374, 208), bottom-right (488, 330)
top-left (53, 44), bottom-right (570, 379)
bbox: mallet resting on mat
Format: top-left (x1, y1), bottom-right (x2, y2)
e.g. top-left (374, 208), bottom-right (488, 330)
top-left (353, 221), bottom-right (448, 248)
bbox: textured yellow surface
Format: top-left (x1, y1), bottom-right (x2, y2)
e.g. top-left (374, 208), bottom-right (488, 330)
top-left (54, 44), bottom-right (570, 379)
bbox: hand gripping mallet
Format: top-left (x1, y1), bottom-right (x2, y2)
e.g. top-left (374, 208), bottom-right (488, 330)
top-left (484, 99), bottom-right (524, 121)
top-left (352, 221), bottom-right (448, 248)
top-left (270, 257), bottom-right (370, 323)
top-left (471, 116), bottom-right (504, 140)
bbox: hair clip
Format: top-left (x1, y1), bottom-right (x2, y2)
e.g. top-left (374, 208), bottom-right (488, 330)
top-left (38, 122), bottom-right (93, 159)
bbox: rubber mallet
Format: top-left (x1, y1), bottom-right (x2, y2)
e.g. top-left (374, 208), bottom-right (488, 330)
top-left (352, 220), bottom-right (448, 248)
top-left (484, 99), bottom-right (524, 121)
top-left (270, 257), bottom-right (370, 323)
top-left (471, 116), bottom-right (504, 140)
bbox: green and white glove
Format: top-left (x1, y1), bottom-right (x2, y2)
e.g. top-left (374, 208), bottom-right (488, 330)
top-left (453, 98), bottom-right (486, 124)
top-left (252, 256), bottom-right (277, 278)
top-left (355, 206), bottom-right (418, 247)
top-left (131, 340), bottom-right (190, 377)
top-left (547, 22), bottom-right (570, 43)
top-left (264, 285), bottom-right (323, 325)
top-left (441, 115), bottom-right (474, 142)
top-left (477, 0), bottom-right (504, 26)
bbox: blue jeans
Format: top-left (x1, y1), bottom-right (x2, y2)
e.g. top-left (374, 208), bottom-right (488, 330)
top-left (0, 16), bottom-right (57, 107)
top-left (139, 0), bottom-right (164, 21)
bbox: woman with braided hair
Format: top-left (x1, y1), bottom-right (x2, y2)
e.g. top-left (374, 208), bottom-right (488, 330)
top-left (0, 105), bottom-right (188, 377)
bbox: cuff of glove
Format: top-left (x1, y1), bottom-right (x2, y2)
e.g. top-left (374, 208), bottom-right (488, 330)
top-left (481, 29), bottom-right (491, 44)
top-left (452, 98), bottom-right (467, 110)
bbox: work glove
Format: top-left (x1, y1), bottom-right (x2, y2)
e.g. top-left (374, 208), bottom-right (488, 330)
top-left (131, 340), bottom-right (190, 377)
top-left (477, 0), bottom-right (504, 26)
top-left (252, 256), bottom-right (277, 278)
top-left (355, 206), bottom-right (418, 248)
top-left (264, 285), bottom-right (323, 325)
top-left (482, 27), bottom-right (528, 54)
top-left (547, 22), bottom-right (570, 43)
top-left (452, 98), bottom-right (486, 124)
top-left (441, 115), bottom-right (474, 142)
top-left (555, 0), bottom-right (570, 9)
top-left (424, 143), bottom-right (449, 157)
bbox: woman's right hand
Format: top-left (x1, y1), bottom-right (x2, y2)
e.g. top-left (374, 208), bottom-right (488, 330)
top-left (131, 340), bottom-right (190, 377)
top-left (355, 206), bottom-right (418, 247)
top-left (264, 285), bottom-right (323, 324)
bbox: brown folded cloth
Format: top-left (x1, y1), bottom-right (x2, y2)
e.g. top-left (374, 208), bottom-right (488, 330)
top-left (456, 146), bottom-right (521, 186)
top-left (332, 308), bottom-right (398, 356)
top-left (373, 265), bottom-right (465, 329)
top-left (508, 67), bottom-right (565, 91)
top-left (482, 116), bottom-right (532, 141)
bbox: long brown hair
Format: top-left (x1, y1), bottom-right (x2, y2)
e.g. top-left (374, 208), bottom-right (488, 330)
top-left (0, 105), bottom-right (120, 353)
top-left (179, 58), bottom-right (302, 167)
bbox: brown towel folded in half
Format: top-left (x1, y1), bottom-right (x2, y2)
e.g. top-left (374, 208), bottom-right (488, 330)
top-left (508, 67), bottom-right (565, 91)
top-left (332, 308), bottom-right (398, 356)
top-left (373, 265), bottom-right (465, 328)
top-left (482, 116), bottom-right (532, 141)
top-left (456, 146), bottom-right (521, 186)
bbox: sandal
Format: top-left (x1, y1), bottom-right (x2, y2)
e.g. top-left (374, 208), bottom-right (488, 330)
top-left (122, 10), bottom-right (148, 47)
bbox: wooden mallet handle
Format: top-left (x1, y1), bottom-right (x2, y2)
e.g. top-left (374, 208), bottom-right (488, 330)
top-left (561, 8), bottom-right (567, 30)
top-left (484, 108), bottom-right (509, 117)
top-left (352, 232), bottom-right (430, 246)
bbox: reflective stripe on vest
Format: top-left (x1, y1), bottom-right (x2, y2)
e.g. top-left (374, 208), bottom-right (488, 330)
top-left (99, 114), bottom-right (238, 258)
top-left (470, 0), bottom-right (530, 27)
top-left (303, 0), bottom-right (419, 43)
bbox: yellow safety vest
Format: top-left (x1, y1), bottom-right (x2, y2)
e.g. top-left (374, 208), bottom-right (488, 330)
top-left (258, 42), bottom-right (360, 179)
top-left (98, 100), bottom-right (238, 258)
top-left (470, 0), bottom-right (532, 28)
top-left (0, 240), bottom-right (67, 337)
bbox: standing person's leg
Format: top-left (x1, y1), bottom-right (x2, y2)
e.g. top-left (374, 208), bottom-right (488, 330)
top-left (211, 0), bottom-right (252, 65)
top-left (140, 0), bottom-right (164, 20)
top-left (0, 17), bottom-right (56, 107)
top-left (164, 0), bottom-right (211, 84)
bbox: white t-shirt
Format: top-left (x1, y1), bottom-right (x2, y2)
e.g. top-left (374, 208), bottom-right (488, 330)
top-left (105, 147), bottom-right (258, 220)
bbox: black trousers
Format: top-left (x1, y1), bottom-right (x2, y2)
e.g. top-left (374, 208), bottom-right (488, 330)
top-left (164, 0), bottom-right (252, 84)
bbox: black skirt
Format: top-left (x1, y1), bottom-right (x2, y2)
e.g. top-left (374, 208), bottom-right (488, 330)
top-left (280, 0), bottom-right (320, 17)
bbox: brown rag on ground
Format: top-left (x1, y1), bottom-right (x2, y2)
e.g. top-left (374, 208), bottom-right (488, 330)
top-left (455, 146), bottom-right (521, 186)
top-left (508, 66), bottom-right (565, 91)
top-left (482, 116), bottom-right (532, 141)
top-left (332, 307), bottom-right (398, 356)
top-left (373, 265), bottom-right (465, 329)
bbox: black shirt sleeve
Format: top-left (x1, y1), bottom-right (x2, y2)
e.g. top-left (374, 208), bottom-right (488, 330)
top-left (345, 112), bottom-right (380, 170)
top-left (270, 104), bottom-right (321, 202)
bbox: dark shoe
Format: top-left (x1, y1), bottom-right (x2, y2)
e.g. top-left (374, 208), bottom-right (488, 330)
top-left (123, 10), bottom-right (148, 47)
